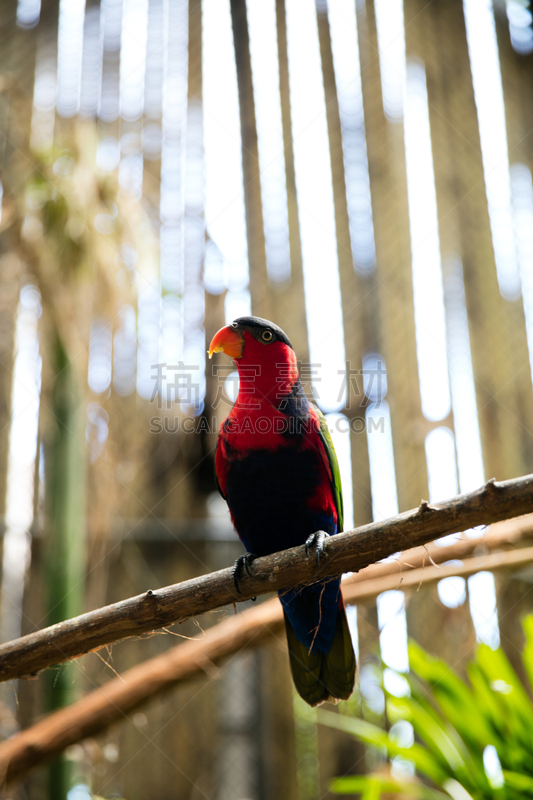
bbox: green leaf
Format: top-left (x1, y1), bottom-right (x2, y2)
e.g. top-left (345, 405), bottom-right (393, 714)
top-left (408, 645), bottom-right (494, 788)
top-left (476, 644), bottom-right (533, 754)
top-left (318, 710), bottom-right (448, 786)
top-left (477, 644), bottom-right (533, 720)
top-left (502, 769), bottom-right (533, 794)
top-left (327, 625), bottom-right (533, 800)
top-left (330, 774), bottom-right (451, 799)
top-left (387, 684), bottom-right (489, 792)
top-left (409, 643), bottom-right (491, 745)
top-left (521, 615), bottom-right (533, 693)
top-left (442, 778), bottom-right (475, 800)
top-left (396, 697), bottom-right (463, 770)
top-left (361, 777), bottom-right (382, 800)
top-left (466, 662), bottom-right (506, 740)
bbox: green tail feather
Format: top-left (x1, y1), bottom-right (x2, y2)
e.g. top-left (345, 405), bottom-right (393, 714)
top-left (284, 602), bottom-right (356, 707)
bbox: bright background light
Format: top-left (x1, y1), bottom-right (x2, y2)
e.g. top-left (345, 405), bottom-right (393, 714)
top-left (285, 0), bottom-right (346, 412)
top-left (203, 0), bottom-right (250, 322)
top-left (404, 60), bottom-right (451, 423)
top-left (464, 0), bottom-right (520, 300)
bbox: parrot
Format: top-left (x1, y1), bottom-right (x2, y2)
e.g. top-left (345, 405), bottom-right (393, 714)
top-left (208, 315), bottom-right (356, 706)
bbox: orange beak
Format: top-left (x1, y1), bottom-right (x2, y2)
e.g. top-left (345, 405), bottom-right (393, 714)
top-left (208, 325), bottom-right (245, 359)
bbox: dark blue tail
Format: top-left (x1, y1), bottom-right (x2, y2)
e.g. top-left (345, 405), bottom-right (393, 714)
top-left (280, 583), bottom-right (356, 706)
top-left (279, 578), bottom-right (341, 654)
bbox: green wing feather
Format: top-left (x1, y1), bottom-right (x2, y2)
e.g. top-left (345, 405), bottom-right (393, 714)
top-left (283, 408), bottom-right (355, 707)
top-left (315, 407), bottom-right (344, 533)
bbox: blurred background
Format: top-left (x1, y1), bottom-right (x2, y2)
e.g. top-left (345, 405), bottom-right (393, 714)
top-left (2, 0), bottom-right (533, 797)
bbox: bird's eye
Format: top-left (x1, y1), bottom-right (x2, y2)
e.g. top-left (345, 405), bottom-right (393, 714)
top-left (231, 322), bottom-right (238, 328)
top-left (262, 330), bottom-right (273, 342)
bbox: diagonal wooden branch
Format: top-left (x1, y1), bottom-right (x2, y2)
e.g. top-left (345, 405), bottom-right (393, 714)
top-left (343, 511), bottom-right (533, 588)
top-left (0, 599), bottom-right (284, 787)
top-left (1, 474), bottom-right (533, 684)
top-left (345, 543), bottom-right (533, 600)
top-left (1, 514), bottom-right (533, 786)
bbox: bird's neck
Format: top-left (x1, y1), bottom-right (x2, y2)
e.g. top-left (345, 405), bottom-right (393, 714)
top-left (234, 339), bottom-right (305, 412)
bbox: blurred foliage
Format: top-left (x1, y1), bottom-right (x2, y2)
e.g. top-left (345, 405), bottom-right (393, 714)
top-left (1, 122), bottom-right (158, 386)
top-left (320, 616), bottom-right (533, 799)
top-left (15, 128), bottom-right (133, 371)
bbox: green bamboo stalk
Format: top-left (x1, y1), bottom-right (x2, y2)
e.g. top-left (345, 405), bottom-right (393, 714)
top-left (44, 336), bottom-right (87, 800)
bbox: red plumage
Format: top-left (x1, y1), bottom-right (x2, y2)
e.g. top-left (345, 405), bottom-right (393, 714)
top-left (210, 318), bottom-right (356, 706)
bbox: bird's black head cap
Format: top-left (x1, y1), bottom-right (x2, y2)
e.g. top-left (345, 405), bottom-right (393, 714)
top-left (231, 316), bottom-right (293, 349)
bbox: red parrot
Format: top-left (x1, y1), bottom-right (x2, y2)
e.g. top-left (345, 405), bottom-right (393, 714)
top-left (208, 316), bottom-right (356, 706)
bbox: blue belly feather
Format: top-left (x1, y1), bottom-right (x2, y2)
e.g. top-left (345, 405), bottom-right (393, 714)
top-left (224, 445), bottom-right (335, 554)
top-left (225, 445), bottom-right (340, 654)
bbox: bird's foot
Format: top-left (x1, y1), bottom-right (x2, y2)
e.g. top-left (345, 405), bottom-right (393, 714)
top-left (233, 553), bottom-right (258, 594)
top-left (305, 531), bottom-right (330, 565)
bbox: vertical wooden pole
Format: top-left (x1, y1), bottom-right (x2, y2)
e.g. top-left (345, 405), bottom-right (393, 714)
top-left (493, 10), bottom-right (533, 475)
top-left (489, 8), bottom-right (533, 679)
top-left (358, 0), bottom-right (428, 513)
top-left (230, 0), bottom-right (268, 318)
top-left (315, 3), bottom-right (372, 526)
top-left (273, 0), bottom-right (309, 358)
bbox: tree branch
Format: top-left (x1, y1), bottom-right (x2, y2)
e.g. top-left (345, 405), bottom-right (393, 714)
top-left (1, 474), bottom-right (533, 684)
top-left (1, 513), bottom-right (533, 786)
top-left (0, 600), bottom-right (283, 786)
top-left (344, 511), bottom-right (533, 587)
top-left (344, 543), bottom-right (533, 601)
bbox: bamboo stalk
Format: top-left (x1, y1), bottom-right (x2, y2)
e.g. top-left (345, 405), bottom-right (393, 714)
top-left (44, 332), bottom-right (87, 799)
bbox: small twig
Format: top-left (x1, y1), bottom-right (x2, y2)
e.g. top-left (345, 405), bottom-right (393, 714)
top-left (308, 583), bottom-right (326, 655)
top-left (160, 627), bottom-right (204, 641)
top-left (93, 651), bottom-right (124, 683)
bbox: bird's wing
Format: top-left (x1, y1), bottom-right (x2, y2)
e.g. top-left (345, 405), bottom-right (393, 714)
top-left (315, 407), bottom-right (344, 533)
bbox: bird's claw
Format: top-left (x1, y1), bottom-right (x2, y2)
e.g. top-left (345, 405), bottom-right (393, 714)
top-left (305, 531), bottom-right (330, 565)
top-left (233, 553), bottom-right (258, 594)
